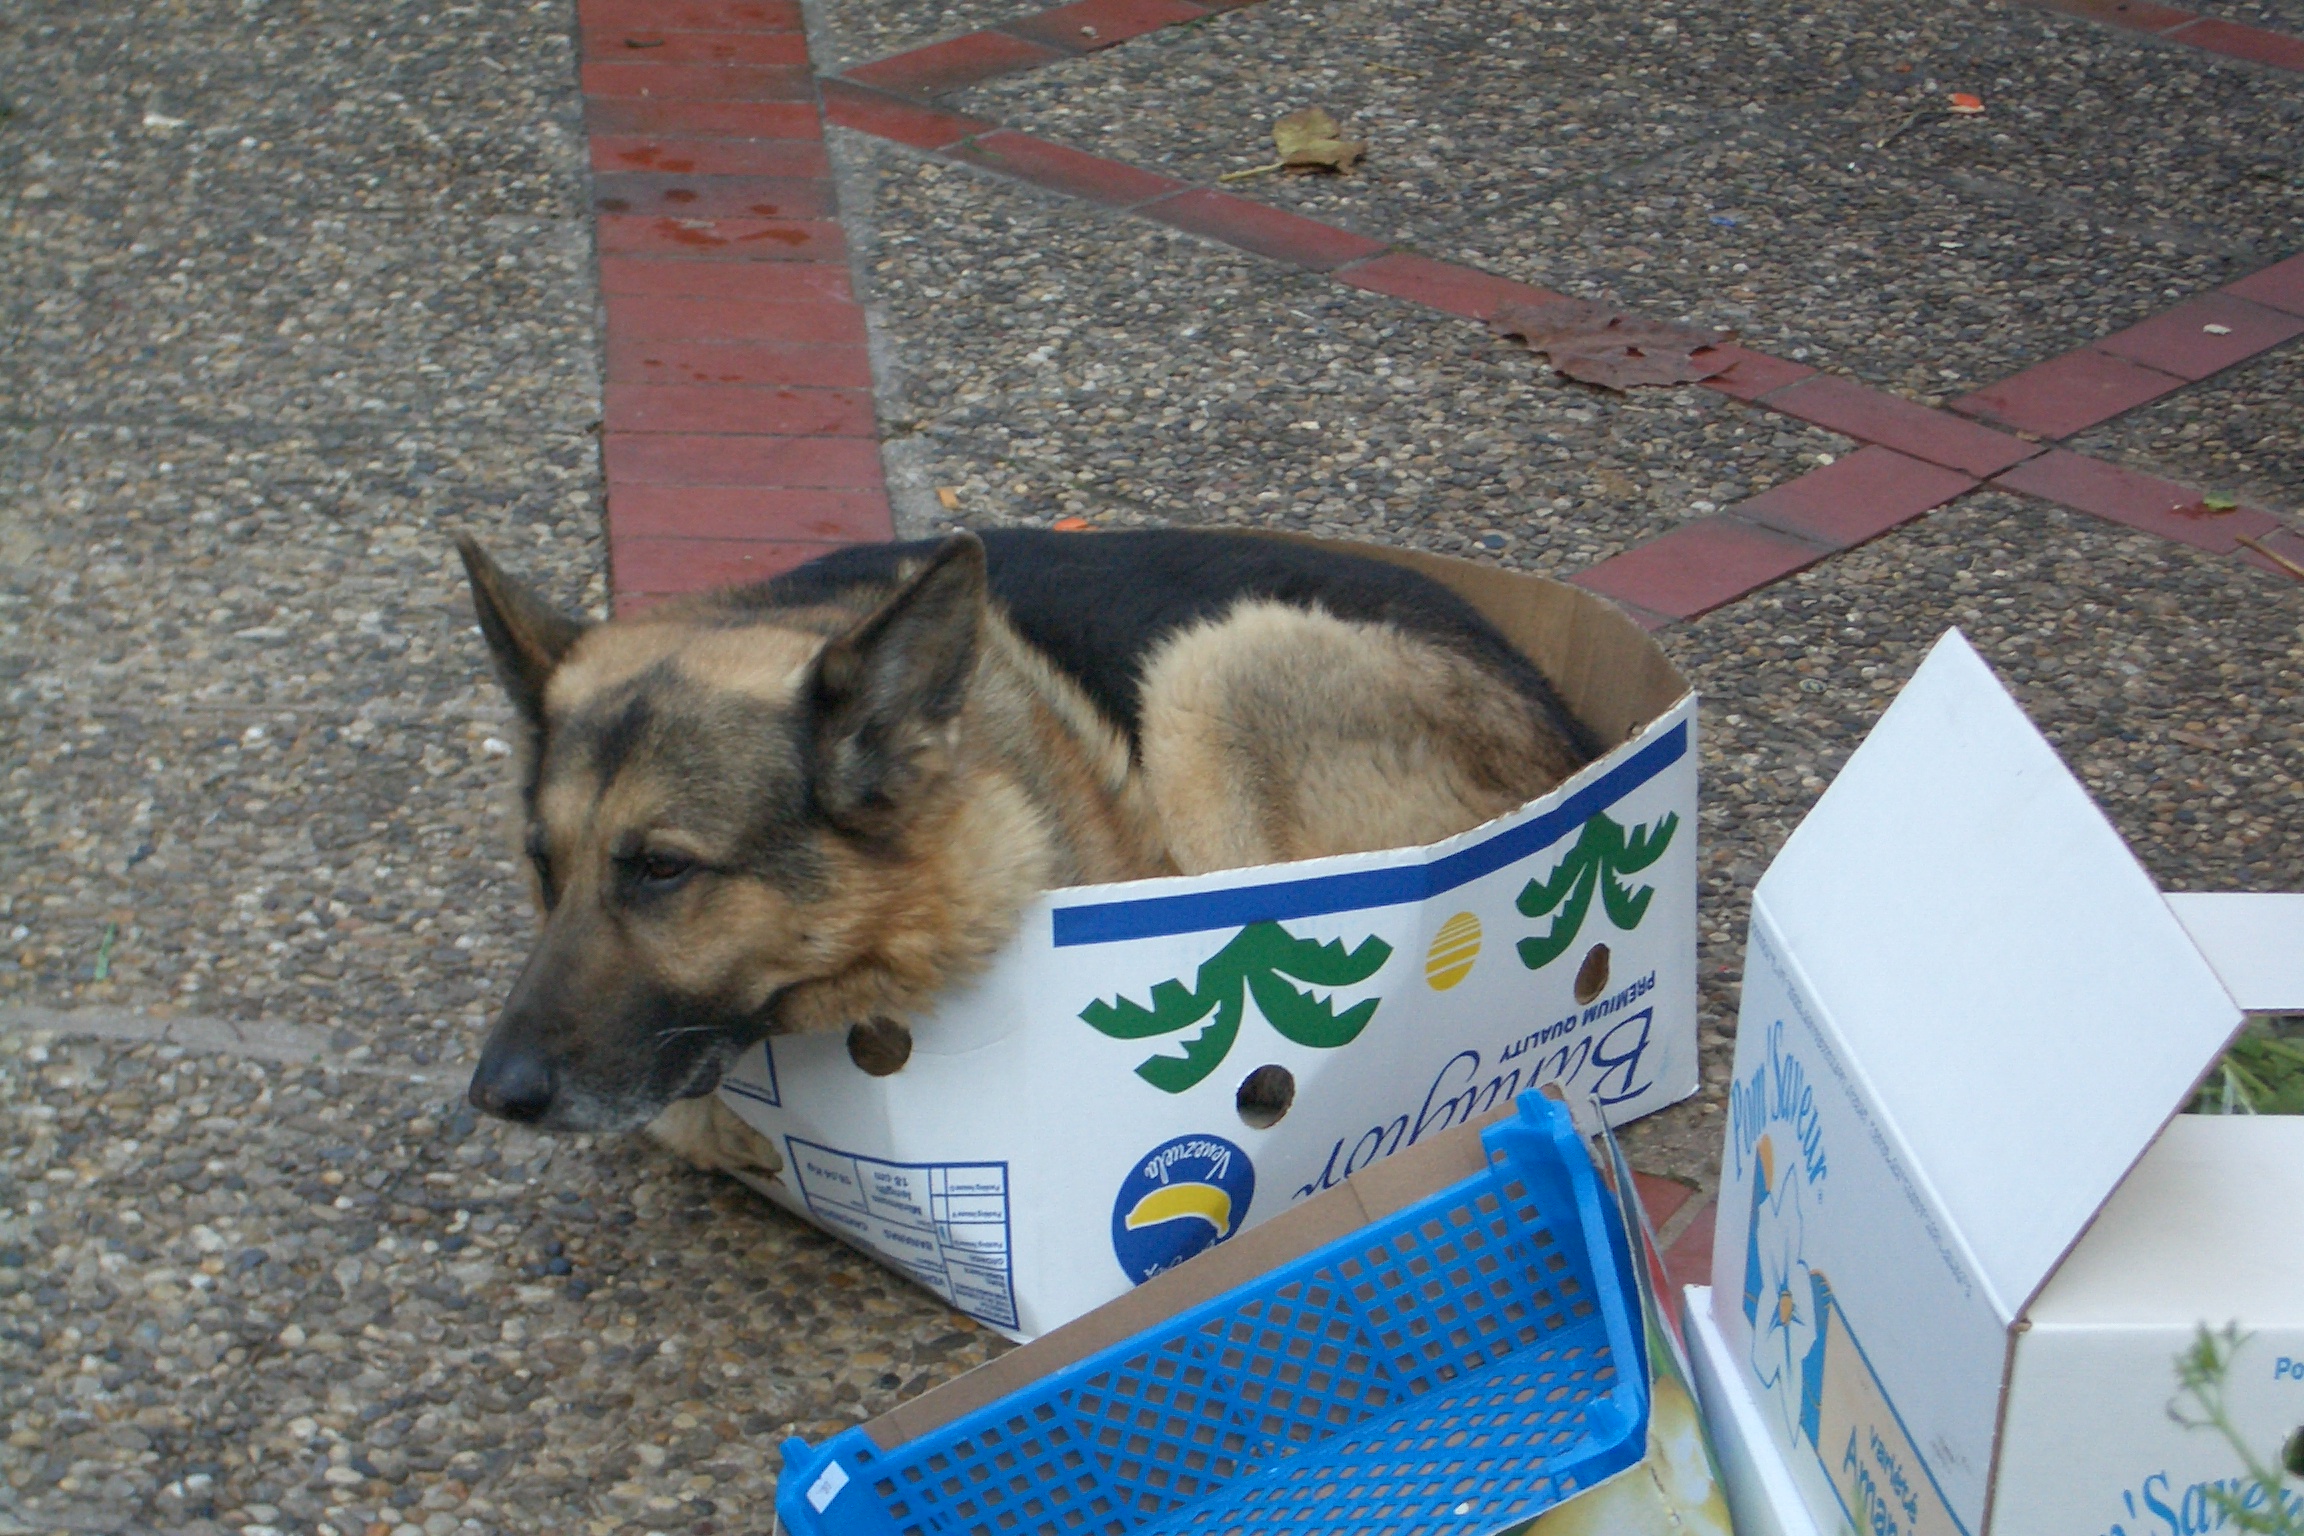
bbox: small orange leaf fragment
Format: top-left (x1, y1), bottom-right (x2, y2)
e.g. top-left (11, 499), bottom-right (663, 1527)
top-left (1051, 516), bottom-right (1093, 531)
top-left (1948, 92), bottom-right (1985, 114)
top-left (935, 486), bottom-right (961, 510)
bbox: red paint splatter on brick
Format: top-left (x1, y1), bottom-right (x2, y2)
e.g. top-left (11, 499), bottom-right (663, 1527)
top-left (665, 188), bottom-right (698, 204)
top-left (749, 203), bottom-right (782, 215)
top-left (741, 228), bottom-right (809, 245)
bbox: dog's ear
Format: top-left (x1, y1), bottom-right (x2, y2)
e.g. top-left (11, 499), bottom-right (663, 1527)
top-left (455, 535), bottom-right (589, 728)
top-left (806, 533), bottom-right (987, 835)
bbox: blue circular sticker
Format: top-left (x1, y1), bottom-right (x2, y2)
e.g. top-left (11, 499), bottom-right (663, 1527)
top-left (1111, 1133), bottom-right (1256, 1285)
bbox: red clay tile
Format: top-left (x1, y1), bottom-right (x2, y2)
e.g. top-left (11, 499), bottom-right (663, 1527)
top-left (1141, 189), bottom-right (1388, 271)
top-left (611, 484), bottom-right (895, 540)
top-left (605, 294), bottom-right (867, 344)
top-left (593, 173), bottom-right (833, 221)
top-left (606, 433), bottom-right (887, 488)
top-left (1735, 447), bottom-right (1976, 548)
top-left (2163, 15), bottom-right (2304, 68)
top-left (580, 61), bottom-right (812, 99)
top-left (606, 384), bottom-right (876, 437)
top-left (607, 337), bottom-right (875, 388)
top-left (1994, 448), bottom-right (2281, 553)
top-left (1632, 1174), bottom-right (1695, 1232)
top-left (590, 136), bottom-right (830, 178)
top-left (586, 98), bottom-right (820, 139)
top-left (583, 30), bottom-right (811, 65)
top-left (1002, 0), bottom-right (1211, 52)
top-left (579, 0), bottom-right (804, 32)
top-left (2238, 526), bottom-right (2304, 583)
top-left (2027, 0), bottom-right (2195, 29)
top-left (1334, 252), bottom-right (1566, 320)
top-left (1949, 349), bottom-right (2185, 438)
top-left (1570, 517), bottom-right (1830, 620)
top-left (844, 32), bottom-right (1066, 96)
top-left (596, 213), bottom-right (845, 261)
top-left (818, 79), bottom-right (997, 150)
top-left (2094, 293), bottom-right (2304, 381)
top-left (1663, 1200), bottom-right (1715, 1294)
top-left (2225, 253), bottom-right (2304, 318)
top-left (1763, 374), bottom-right (2039, 477)
top-left (1697, 344), bottom-right (1816, 403)
top-left (612, 537), bottom-right (839, 603)
top-left (597, 256), bottom-right (853, 302)
top-left (947, 131), bottom-right (1187, 208)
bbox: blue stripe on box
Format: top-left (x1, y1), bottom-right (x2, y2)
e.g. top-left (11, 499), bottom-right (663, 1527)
top-left (1051, 719), bottom-right (1688, 947)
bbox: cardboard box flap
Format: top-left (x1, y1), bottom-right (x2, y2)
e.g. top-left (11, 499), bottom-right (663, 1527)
top-left (1750, 630), bottom-right (2242, 1316)
top-left (2026, 1115), bottom-right (2304, 1326)
top-left (2165, 892), bottom-right (2304, 1014)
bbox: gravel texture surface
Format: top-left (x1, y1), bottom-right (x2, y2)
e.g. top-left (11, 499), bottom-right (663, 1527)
top-left (0, 0), bottom-right (603, 1072)
top-left (960, 0), bottom-right (2304, 397)
top-left (2069, 341), bottom-right (2304, 512)
top-left (0, 1017), bottom-right (1005, 1536)
top-left (850, 135), bottom-right (1851, 566)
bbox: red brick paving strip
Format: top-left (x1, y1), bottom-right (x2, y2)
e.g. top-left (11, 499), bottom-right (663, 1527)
top-left (1755, 374), bottom-right (2039, 478)
top-left (816, 47), bottom-right (2304, 615)
top-left (1571, 518), bottom-right (1835, 623)
top-left (709, 0), bottom-right (2304, 626)
top-left (2225, 252), bottom-right (2304, 316)
top-left (1992, 450), bottom-right (2284, 554)
top-left (581, 0), bottom-right (894, 608)
top-left (1950, 347), bottom-right (2188, 439)
top-left (2021, 0), bottom-right (2304, 72)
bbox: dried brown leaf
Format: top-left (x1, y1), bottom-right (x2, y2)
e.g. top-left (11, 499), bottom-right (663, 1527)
top-left (1490, 298), bottom-right (1732, 391)
top-left (1273, 107), bottom-right (1365, 172)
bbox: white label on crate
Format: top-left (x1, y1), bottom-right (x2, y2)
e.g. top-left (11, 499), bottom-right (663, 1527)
top-left (806, 1461), bottom-right (848, 1513)
top-left (789, 1138), bottom-right (1020, 1332)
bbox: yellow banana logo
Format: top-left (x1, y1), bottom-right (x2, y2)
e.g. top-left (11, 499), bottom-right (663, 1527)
top-left (1122, 1182), bottom-right (1234, 1237)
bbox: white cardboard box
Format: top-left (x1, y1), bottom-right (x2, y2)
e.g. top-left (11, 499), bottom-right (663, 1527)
top-left (716, 539), bottom-right (1702, 1339)
top-left (1705, 628), bottom-right (2304, 1536)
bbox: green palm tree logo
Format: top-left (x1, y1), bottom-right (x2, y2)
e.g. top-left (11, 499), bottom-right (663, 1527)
top-left (1080, 922), bottom-right (1394, 1093)
top-left (1516, 811), bottom-right (1680, 970)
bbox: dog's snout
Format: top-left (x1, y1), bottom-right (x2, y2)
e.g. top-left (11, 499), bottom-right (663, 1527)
top-left (469, 1049), bottom-right (556, 1124)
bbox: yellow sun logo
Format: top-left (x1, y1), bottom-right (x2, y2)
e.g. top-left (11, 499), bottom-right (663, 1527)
top-left (1424, 912), bottom-right (1483, 991)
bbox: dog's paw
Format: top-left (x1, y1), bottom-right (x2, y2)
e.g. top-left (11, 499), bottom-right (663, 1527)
top-left (645, 1095), bottom-right (786, 1182)
top-left (846, 1016), bottom-right (913, 1076)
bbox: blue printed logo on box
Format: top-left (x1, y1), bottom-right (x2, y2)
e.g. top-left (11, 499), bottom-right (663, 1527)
top-left (1111, 1134), bottom-right (1255, 1285)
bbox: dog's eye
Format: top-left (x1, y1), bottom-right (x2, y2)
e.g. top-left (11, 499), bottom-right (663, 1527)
top-left (634, 851), bottom-right (696, 887)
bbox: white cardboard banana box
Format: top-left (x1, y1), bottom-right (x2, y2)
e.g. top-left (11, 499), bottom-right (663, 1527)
top-left (717, 537), bottom-right (1701, 1339)
top-left (1701, 628), bottom-right (2304, 1536)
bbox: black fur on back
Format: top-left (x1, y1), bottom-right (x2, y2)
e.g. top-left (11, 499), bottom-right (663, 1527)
top-left (732, 530), bottom-right (1604, 764)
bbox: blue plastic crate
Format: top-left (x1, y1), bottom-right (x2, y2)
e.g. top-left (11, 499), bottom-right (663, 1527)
top-left (776, 1092), bottom-right (1649, 1536)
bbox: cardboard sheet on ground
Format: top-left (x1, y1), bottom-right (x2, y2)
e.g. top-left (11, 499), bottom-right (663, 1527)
top-left (717, 537), bottom-right (1701, 1338)
top-left (1692, 628), bottom-right (2304, 1536)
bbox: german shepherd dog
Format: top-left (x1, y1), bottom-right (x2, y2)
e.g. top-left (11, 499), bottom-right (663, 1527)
top-left (456, 530), bottom-right (1600, 1178)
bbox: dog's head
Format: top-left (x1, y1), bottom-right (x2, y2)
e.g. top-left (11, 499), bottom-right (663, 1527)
top-left (453, 533), bottom-right (987, 1132)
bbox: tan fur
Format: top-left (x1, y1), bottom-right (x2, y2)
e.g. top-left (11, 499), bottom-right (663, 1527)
top-left (646, 1096), bottom-right (786, 1180)
top-left (1138, 601), bottom-right (1578, 872)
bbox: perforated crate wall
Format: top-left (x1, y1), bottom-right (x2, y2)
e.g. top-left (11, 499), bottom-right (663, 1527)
top-left (777, 1094), bottom-right (1647, 1536)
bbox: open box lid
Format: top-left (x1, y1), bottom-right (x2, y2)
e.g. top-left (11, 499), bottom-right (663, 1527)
top-left (1748, 630), bottom-right (2244, 1322)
